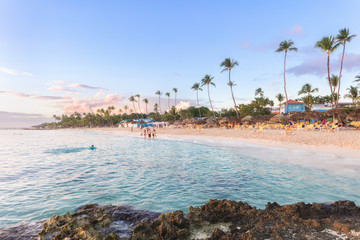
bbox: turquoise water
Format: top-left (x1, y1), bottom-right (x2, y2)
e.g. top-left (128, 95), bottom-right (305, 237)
top-left (0, 129), bottom-right (359, 228)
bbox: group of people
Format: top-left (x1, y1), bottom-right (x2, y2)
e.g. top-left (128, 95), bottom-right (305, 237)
top-left (142, 127), bottom-right (157, 139)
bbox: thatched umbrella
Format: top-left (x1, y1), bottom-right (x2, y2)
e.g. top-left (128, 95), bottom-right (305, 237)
top-left (324, 109), bottom-right (345, 118)
top-left (289, 112), bottom-right (305, 121)
top-left (270, 114), bottom-right (289, 124)
top-left (174, 120), bottom-right (182, 126)
top-left (206, 117), bottom-right (217, 125)
top-left (197, 119), bottom-right (207, 124)
top-left (242, 115), bottom-right (253, 123)
top-left (188, 118), bottom-right (197, 124)
top-left (219, 117), bottom-right (230, 125)
top-left (346, 112), bottom-right (360, 121)
top-left (303, 111), bottom-right (325, 121)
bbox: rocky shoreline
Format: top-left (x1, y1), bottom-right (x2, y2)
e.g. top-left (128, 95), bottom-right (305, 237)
top-left (1, 199), bottom-right (360, 240)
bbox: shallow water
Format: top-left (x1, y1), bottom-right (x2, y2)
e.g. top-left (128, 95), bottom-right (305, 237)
top-left (0, 129), bottom-right (359, 228)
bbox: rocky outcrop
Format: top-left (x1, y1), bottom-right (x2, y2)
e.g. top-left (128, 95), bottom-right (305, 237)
top-left (1, 199), bottom-right (360, 240)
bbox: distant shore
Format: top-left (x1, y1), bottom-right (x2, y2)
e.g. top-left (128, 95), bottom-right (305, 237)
top-left (84, 127), bottom-right (360, 159)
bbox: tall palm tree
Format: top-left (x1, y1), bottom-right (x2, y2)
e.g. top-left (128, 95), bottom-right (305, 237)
top-left (153, 103), bottom-right (159, 113)
top-left (201, 74), bottom-right (216, 116)
top-left (298, 83), bottom-right (319, 110)
top-left (191, 83), bottom-right (203, 117)
top-left (143, 98), bottom-right (149, 114)
top-left (315, 36), bottom-right (340, 109)
top-left (173, 88), bottom-right (178, 107)
top-left (165, 92), bottom-right (171, 111)
top-left (336, 28), bottom-right (356, 108)
top-left (128, 96), bottom-right (138, 118)
top-left (220, 58), bottom-right (239, 118)
top-left (255, 88), bottom-right (264, 98)
top-left (275, 93), bottom-right (284, 113)
top-left (155, 90), bottom-right (162, 114)
top-left (135, 94), bottom-right (142, 114)
top-left (124, 105), bottom-right (128, 114)
top-left (345, 86), bottom-right (359, 110)
top-left (275, 40), bottom-right (298, 114)
top-left (330, 74), bottom-right (339, 103)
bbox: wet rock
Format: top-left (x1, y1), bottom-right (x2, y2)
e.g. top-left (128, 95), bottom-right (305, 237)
top-left (0, 220), bottom-right (45, 240)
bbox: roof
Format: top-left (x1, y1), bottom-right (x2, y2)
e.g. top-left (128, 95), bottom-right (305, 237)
top-left (281, 99), bottom-right (304, 105)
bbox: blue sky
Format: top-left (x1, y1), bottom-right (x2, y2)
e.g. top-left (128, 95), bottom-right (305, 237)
top-left (1, 0), bottom-right (360, 127)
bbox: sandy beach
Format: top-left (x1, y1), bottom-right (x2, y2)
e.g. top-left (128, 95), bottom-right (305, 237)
top-left (90, 127), bottom-right (360, 158)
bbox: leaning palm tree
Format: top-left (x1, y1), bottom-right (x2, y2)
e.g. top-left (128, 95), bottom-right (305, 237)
top-left (275, 40), bottom-right (298, 114)
top-left (155, 90), bottom-right (162, 114)
top-left (298, 83), bottom-right (319, 110)
top-left (201, 74), bottom-right (216, 116)
top-left (191, 83), bottom-right (203, 117)
top-left (128, 96), bottom-right (137, 113)
top-left (336, 28), bottom-right (356, 108)
top-left (165, 92), bottom-right (171, 111)
top-left (135, 94), bottom-right (142, 114)
top-left (173, 88), bottom-right (178, 107)
top-left (315, 36), bottom-right (340, 109)
top-left (345, 86), bottom-right (359, 110)
top-left (255, 88), bottom-right (264, 98)
top-left (220, 58), bottom-right (239, 118)
top-left (143, 98), bottom-right (149, 114)
top-left (330, 74), bottom-right (339, 102)
top-left (275, 93), bottom-right (284, 113)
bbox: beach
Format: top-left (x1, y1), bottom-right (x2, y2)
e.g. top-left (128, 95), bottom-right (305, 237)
top-left (92, 127), bottom-right (360, 158)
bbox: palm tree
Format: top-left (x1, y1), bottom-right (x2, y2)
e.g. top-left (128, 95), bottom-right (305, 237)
top-left (135, 94), bottom-right (142, 114)
top-left (345, 86), bottom-right (359, 110)
top-left (128, 96), bottom-right (138, 118)
top-left (255, 88), bottom-right (264, 98)
top-left (220, 58), bottom-right (239, 118)
top-left (298, 83), bottom-right (319, 110)
top-left (155, 90), bottom-right (162, 114)
top-left (143, 98), bottom-right (149, 114)
top-left (275, 40), bottom-right (298, 114)
top-left (124, 105), bottom-right (128, 114)
top-left (201, 74), bottom-right (216, 116)
top-left (275, 93), bottom-right (284, 113)
top-left (355, 74), bottom-right (360, 82)
top-left (315, 36), bottom-right (340, 109)
top-left (173, 88), bottom-right (178, 107)
top-left (336, 28), bottom-right (356, 108)
top-left (191, 83), bottom-right (203, 117)
top-left (153, 103), bottom-right (159, 113)
top-left (330, 74), bottom-right (339, 103)
top-left (165, 92), bottom-right (171, 111)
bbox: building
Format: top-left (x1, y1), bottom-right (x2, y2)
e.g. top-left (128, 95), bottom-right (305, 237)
top-left (280, 99), bottom-right (305, 114)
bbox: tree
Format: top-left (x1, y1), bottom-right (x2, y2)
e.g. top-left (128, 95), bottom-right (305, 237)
top-left (275, 93), bottom-right (284, 112)
top-left (173, 88), bottom-right (178, 107)
top-left (298, 83), bottom-right (319, 110)
top-left (128, 96), bottom-right (138, 118)
top-left (155, 90), bottom-right (162, 114)
top-left (191, 83), bottom-right (203, 117)
top-left (355, 74), bottom-right (360, 82)
top-left (220, 58), bottom-right (240, 118)
top-left (275, 40), bottom-right (298, 114)
top-left (345, 86), bottom-right (359, 110)
top-left (153, 103), bottom-right (159, 113)
top-left (124, 105), bottom-right (128, 114)
top-left (330, 74), bottom-right (339, 102)
top-left (315, 36), bottom-right (340, 109)
top-left (165, 92), bottom-right (171, 111)
top-left (143, 98), bottom-right (149, 114)
top-left (255, 88), bottom-right (264, 98)
top-left (135, 94), bottom-right (142, 114)
top-left (336, 28), bottom-right (356, 108)
top-left (201, 75), bottom-right (216, 116)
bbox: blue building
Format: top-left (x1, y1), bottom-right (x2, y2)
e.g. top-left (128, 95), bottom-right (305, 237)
top-left (280, 99), bottom-right (305, 114)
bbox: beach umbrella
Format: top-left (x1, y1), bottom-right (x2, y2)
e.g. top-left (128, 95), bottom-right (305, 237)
top-left (242, 115), bottom-right (253, 122)
top-left (269, 114), bottom-right (289, 124)
top-left (206, 118), bottom-right (217, 125)
top-left (219, 117), bottom-right (230, 125)
top-left (174, 120), bottom-right (182, 126)
top-left (324, 109), bottom-right (345, 118)
top-left (289, 112), bottom-right (305, 121)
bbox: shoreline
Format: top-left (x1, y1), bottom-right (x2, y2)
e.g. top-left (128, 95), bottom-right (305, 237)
top-left (82, 127), bottom-right (360, 159)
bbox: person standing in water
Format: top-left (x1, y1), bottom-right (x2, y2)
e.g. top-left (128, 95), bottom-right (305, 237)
top-left (147, 127), bottom-right (151, 138)
top-left (152, 128), bottom-right (157, 138)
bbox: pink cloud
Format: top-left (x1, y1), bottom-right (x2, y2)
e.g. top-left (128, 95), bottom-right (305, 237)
top-left (48, 86), bottom-right (74, 93)
top-left (288, 53), bottom-right (360, 76)
top-left (69, 83), bottom-right (107, 91)
top-left (286, 25), bottom-right (303, 35)
top-left (34, 96), bottom-right (71, 100)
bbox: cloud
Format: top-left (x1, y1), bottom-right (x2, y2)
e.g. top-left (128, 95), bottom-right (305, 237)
top-left (34, 96), bottom-right (71, 100)
top-left (69, 83), bottom-right (107, 91)
top-left (0, 67), bottom-right (18, 75)
top-left (240, 42), bottom-right (252, 49)
top-left (52, 80), bottom-right (70, 84)
top-left (48, 86), bottom-right (74, 93)
top-left (0, 67), bottom-right (34, 76)
top-left (0, 111), bottom-right (52, 128)
top-left (0, 90), bottom-right (70, 101)
top-left (288, 53), bottom-right (360, 76)
top-left (286, 25), bottom-right (303, 35)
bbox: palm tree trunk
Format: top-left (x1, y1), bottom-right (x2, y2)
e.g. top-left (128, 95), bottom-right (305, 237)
top-left (337, 43), bottom-right (346, 123)
top-left (158, 96), bottom-right (162, 114)
top-left (307, 92), bottom-right (310, 110)
top-left (137, 101), bottom-right (142, 114)
top-left (146, 104), bottom-right (148, 114)
top-left (229, 70), bottom-right (239, 118)
top-left (207, 85), bottom-right (215, 116)
top-left (197, 90), bottom-right (201, 117)
top-left (326, 52), bottom-right (336, 122)
top-left (284, 51), bottom-right (289, 114)
top-left (175, 93), bottom-right (177, 107)
top-left (168, 98), bottom-right (170, 111)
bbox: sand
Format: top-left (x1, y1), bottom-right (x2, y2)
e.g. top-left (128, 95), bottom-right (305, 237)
top-left (89, 127), bottom-right (360, 159)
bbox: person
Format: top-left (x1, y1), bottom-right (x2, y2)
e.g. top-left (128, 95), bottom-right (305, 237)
top-left (89, 145), bottom-right (96, 150)
top-left (147, 127), bottom-right (151, 138)
top-left (152, 128), bottom-right (157, 138)
top-left (143, 129), bottom-right (147, 139)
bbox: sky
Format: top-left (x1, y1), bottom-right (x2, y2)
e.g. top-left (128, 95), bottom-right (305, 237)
top-left (1, 0), bottom-right (360, 127)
